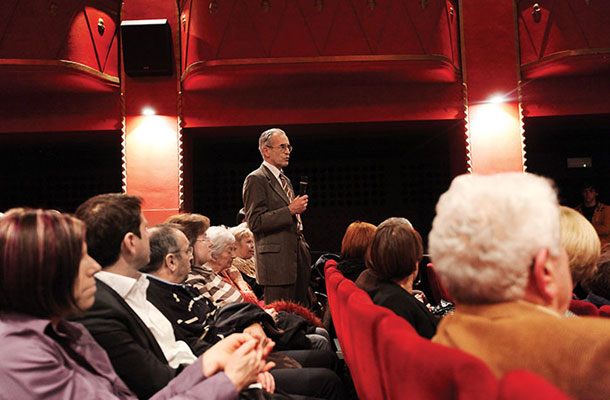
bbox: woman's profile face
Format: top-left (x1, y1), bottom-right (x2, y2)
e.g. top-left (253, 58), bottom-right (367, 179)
top-left (213, 243), bottom-right (237, 271)
top-left (193, 233), bottom-right (213, 266)
top-left (236, 233), bottom-right (255, 259)
top-left (73, 242), bottom-right (102, 311)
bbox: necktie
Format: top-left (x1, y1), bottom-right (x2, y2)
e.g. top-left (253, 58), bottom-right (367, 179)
top-left (279, 173), bottom-right (302, 229)
top-left (279, 173), bottom-right (294, 202)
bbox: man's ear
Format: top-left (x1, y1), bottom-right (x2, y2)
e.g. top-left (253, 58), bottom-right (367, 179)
top-left (528, 248), bottom-right (554, 304)
top-left (165, 253), bottom-right (177, 272)
top-left (122, 232), bottom-right (138, 256)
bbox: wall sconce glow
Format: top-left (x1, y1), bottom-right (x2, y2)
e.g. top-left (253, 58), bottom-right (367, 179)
top-left (488, 94), bottom-right (505, 104)
top-left (142, 107), bottom-right (156, 116)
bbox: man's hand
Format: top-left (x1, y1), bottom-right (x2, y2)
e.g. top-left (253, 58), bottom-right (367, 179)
top-left (202, 334), bottom-right (276, 392)
top-left (289, 195), bottom-right (308, 215)
top-left (223, 339), bottom-right (267, 391)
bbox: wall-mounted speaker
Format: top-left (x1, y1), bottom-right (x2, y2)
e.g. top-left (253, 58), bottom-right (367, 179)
top-left (121, 19), bottom-right (173, 77)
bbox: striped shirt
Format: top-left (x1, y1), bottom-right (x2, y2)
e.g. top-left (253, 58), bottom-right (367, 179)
top-left (186, 265), bottom-right (243, 307)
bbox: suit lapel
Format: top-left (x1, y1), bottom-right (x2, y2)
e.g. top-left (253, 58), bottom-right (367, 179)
top-left (261, 164), bottom-right (290, 205)
top-left (95, 278), bottom-right (169, 363)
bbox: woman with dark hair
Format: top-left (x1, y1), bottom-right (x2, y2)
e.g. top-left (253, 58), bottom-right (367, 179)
top-left (0, 209), bottom-right (272, 399)
top-left (336, 221), bottom-right (376, 282)
top-left (367, 223), bottom-right (438, 338)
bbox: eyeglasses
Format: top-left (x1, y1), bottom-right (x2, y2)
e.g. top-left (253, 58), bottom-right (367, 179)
top-left (171, 246), bottom-right (193, 256)
top-left (196, 237), bottom-right (212, 243)
top-left (266, 144), bottom-right (293, 152)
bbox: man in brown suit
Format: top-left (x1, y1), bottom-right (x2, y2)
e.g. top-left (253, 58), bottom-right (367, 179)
top-left (428, 173), bottom-right (610, 400)
top-left (242, 128), bottom-right (311, 305)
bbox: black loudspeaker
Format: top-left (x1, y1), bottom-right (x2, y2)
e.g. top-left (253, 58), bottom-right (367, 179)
top-left (121, 19), bottom-right (173, 77)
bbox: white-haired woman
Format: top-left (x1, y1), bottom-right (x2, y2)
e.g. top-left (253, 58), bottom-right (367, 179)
top-left (206, 226), bottom-right (260, 305)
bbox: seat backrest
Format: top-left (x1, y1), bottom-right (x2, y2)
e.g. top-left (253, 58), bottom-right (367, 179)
top-left (325, 261), bottom-right (342, 313)
top-left (376, 313), bottom-right (498, 400)
top-left (426, 262), bottom-right (454, 304)
top-left (325, 263), bottom-right (393, 399)
top-left (342, 289), bottom-right (394, 400)
top-left (599, 305), bottom-right (610, 318)
top-left (325, 264), bottom-right (353, 363)
top-left (569, 299), bottom-right (599, 316)
top-left (498, 370), bottom-right (574, 399)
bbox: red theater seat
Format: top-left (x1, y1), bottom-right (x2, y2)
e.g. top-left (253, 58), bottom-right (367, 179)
top-left (376, 314), bottom-right (497, 400)
top-left (599, 305), bottom-right (610, 318)
top-left (498, 370), bottom-right (574, 399)
top-left (569, 299), bottom-right (599, 316)
top-left (326, 262), bottom-right (394, 399)
top-left (426, 262), bottom-right (453, 304)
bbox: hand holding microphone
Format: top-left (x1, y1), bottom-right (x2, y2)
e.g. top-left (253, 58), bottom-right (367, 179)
top-left (289, 176), bottom-right (309, 215)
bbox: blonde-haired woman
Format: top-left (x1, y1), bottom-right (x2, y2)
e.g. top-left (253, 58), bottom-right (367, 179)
top-left (560, 206), bottom-right (601, 297)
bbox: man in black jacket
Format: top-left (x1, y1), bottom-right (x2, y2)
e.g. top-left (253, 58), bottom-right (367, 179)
top-left (143, 224), bottom-right (345, 400)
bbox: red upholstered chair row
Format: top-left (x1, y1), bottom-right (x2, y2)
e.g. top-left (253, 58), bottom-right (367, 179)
top-left (600, 305), bottom-right (610, 318)
top-left (325, 261), bottom-right (573, 400)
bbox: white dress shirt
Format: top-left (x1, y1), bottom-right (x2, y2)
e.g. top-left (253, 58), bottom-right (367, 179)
top-left (95, 271), bottom-right (197, 368)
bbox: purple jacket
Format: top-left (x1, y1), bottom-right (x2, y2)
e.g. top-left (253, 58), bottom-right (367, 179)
top-left (0, 312), bottom-right (238, 400)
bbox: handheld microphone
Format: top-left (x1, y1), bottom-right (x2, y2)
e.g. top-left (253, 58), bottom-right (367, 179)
top-left (299, 176), bottom-right (308, 196)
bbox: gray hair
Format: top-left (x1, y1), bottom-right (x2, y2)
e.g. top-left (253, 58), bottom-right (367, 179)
top-left (428, 172), bottom-right (561, 304)
top-left (207, 225), bottom-right (236, 259)
top-left (258, 128), bottom-right (286, 158)
top-left (141, 223), bottom-right (182, 273)
top-left (378, 217), bottom-right (413, 230)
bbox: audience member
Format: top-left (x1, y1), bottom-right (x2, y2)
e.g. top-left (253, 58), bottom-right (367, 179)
top-left (366, 223), bottom-right (438, 338)
top-left (164, 213), bottom-right (212, 267)
top-left (0, 208), bottom-right (265, 399)
top-left (576, 183), bottom-right (610, 246)
top-left (559, 206), bottom-right (601, 298)
top-left (429, 173), bottom-right (610, 400)
top-left (230, 223), bottom-right (263, 298)
top-left (167, 216), bottom-right (244, 307)
top-left (355, 217), bottom-right (414, 292)
top-left (207, 225), bottom-right (260, 305)
top-left (143, 224), bottom-right (346, 400)
top-left (72, 194), bottom-right (273, 398)
top-left (585, 245), bottom-right (610, 307)
top-left (336, 221), bottom-right (376, 282)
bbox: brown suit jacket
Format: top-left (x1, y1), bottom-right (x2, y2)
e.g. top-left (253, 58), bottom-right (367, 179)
top-left (242, 164), bottom-right (299, 286)
top-left (433, 300), bottom-right (610, 400)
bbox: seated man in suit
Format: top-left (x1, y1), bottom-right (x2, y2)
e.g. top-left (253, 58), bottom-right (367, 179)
top-left (72, 194), bottom-right (275, 399)
top-left (428, 173), bottom-right (610, 400)
top-left (143, 223), bottom-right (345, 400)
